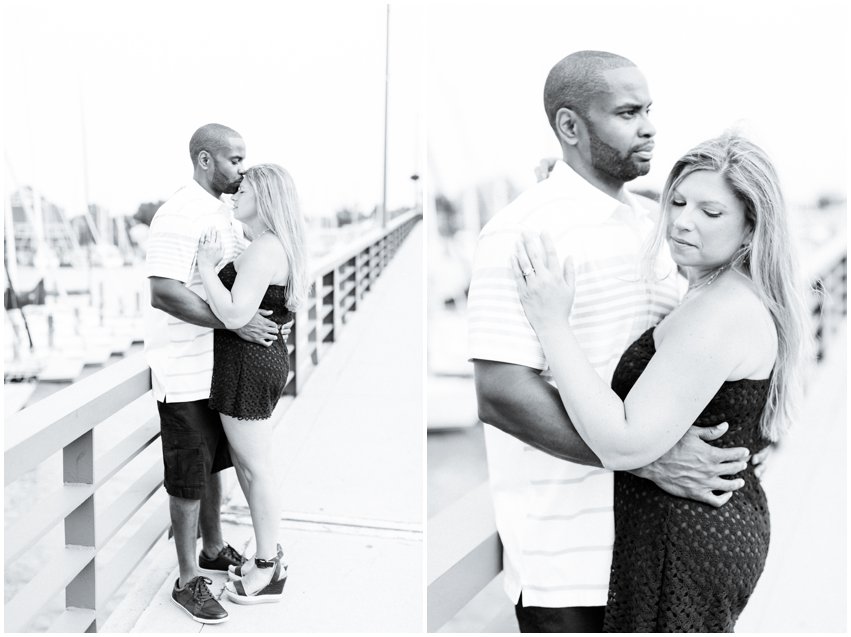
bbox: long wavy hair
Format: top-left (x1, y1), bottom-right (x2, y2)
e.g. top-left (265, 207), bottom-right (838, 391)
top-left (643, 134), bottom-right (811, 441)
top-left (243, 164), bottom-right (309, 311)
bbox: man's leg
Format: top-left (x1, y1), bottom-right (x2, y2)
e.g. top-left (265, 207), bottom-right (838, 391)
top-left (170, 496), bottom-right (201, 588)
top-left (199, 471), bottom-right (224, 558)
top-left (515, 594), bottom-right (605, 633)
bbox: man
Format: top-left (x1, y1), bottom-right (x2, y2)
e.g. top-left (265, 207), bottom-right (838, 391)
top-left (144, 123), bottom-right (290, 624)
top-left (468, 52), bottom-right (753, 632)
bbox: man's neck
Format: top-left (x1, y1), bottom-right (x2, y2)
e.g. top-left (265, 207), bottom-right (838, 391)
top-left (561, 154), bottom-right (628, 204)
top-left (193, 173), bottom-right (223, 200)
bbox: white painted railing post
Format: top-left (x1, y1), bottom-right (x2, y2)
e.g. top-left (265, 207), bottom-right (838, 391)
top-left (63, 430), bottom-right (97, 632)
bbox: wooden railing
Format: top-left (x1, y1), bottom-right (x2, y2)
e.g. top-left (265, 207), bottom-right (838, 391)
top-left (426, 236), bottom-right (848, 633)
top-left (3, 210), bottom-right (421, 633)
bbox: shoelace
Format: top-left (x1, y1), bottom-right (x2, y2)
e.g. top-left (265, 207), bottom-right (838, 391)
top-left (190, 577), bottom-right (214, 602)
top-left (221, 544), bottom-right (245, 564)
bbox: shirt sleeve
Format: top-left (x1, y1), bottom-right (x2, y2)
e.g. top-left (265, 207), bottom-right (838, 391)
top-left (467, 225), bottom-right (546, 370)
top-left (145, 210), bottom-right (198, 284)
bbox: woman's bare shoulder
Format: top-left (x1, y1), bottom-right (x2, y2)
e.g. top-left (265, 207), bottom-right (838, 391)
top-left (239, 233), bottom-right (289, 282)
top-left (659, 271), bottom-right (776, 378)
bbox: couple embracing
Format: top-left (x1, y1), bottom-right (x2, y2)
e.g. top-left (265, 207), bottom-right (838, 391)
top-left (468, 51), bottom-right (809, 632)
top-left (144, 123), bottom-right (308, 623)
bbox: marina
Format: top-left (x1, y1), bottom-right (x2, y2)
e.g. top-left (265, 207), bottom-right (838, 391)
top-left (4, 207), bottom-right (423, 632)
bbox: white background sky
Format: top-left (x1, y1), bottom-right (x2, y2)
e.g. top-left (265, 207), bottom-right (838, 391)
top-left (3, 0), bottom-right (423, 219)
top-left (426, 0), bottom-right (848, 206)
top-left (3, 1), bottom-right (847, 219)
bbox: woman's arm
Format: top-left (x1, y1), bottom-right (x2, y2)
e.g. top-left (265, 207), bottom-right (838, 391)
top-left (514, 232), bottom-right (745, 470)
top-left (197, 229), bottom-right (281, 330)
top-left (533, 313), bottom-right (739, 470)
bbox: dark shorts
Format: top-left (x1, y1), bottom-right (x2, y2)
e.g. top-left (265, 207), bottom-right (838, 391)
top-left (515, 594), bottom-right (605, 633)
top-left (158, 398), bottom-right (233, 500)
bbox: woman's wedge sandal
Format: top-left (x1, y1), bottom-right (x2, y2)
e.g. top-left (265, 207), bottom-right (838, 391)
top-left (224, 553), bottom-right (287, 605)
top-left (228, 544), bottom-right (285, 582)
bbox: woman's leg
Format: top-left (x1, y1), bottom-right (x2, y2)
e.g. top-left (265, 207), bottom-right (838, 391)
top-left (229, 444), bottom-right (251, 504)
top-left (220, 414), bottom-right (280, 589)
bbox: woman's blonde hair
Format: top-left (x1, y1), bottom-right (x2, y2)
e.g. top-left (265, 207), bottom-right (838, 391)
top-left (644, 134), bottom-right (811, 441)
top-left (243, 164), bottom-right (309, 311)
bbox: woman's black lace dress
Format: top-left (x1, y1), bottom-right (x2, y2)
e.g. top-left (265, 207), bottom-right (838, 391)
top-left (209, 262), bottom-right (292, 420)
top-left (605, 326), bottom-right (772, 632)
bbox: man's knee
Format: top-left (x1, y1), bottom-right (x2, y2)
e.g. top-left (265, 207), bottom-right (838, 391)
top-left (169, 495), bottom-right (201, 529)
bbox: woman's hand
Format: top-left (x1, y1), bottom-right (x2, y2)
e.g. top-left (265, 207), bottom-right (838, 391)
top-left (197, 227), bottom-right (223, 269)
top-left (511, 231), bottom-right (576, 332)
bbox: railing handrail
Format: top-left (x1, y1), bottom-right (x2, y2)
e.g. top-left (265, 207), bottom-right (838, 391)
top-left (4, 352), bottom-right (151, 484)
top-left (309, 210), bottom-right (419, 277)
top-left (4, 212), bottom-right (422, 633)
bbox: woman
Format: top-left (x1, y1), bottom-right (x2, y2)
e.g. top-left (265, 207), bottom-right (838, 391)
top-left (196, 163), bottom-right (309, 604)
top-left (512, 135), bottom-right (809, 631)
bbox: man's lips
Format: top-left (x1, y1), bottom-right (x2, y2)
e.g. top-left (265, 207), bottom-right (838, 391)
top-left (632, 143), bottom-right (655, 160)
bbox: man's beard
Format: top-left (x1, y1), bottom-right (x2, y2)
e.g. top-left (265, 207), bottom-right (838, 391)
top-left (212, 164), bottom-right (241, 194)
top-left (587, 122), bottom-right (649, 183)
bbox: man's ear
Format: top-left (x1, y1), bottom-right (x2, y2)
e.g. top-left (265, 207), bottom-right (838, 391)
top-left (198, 150), bottom-right (211, 170)
top-left (555, 107), bottom-right (582, 146)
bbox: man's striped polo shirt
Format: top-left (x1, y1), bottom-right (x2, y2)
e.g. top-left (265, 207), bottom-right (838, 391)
top-left (144, 180), bottom-right (249, 404)
top-left (467, 160), bottom-right (683, 608)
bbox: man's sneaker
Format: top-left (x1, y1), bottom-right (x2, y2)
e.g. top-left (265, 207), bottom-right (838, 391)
top-left (170, 576), bottom-right (228, 624)
top-left (198, 543), bottom-right (247, 575)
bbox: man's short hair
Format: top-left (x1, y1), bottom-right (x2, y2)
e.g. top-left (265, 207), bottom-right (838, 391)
top-left (543, 51), bottom-right (636, 133)
top-left (189, 123), bottom-right (241, 166)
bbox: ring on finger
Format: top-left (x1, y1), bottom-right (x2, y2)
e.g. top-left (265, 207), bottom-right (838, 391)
top-left (522, 267), bottom-right (535, 278)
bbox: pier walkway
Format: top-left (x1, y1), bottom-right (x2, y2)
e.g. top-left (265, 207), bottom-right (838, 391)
top-left (102, 222), bottom-right (424, 633)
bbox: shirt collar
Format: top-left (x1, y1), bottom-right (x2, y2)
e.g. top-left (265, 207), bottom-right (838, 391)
top-left (548, 160), bottom-right (650, 223)
top-left (187, 178), bottom-right (223, 203)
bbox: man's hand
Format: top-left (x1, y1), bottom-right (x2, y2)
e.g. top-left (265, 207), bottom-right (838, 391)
top-left (631, 423), bottom-right (750, 507)
top-left (751, 442), bottom-right (776, 480)
top-left (233, 309), bottom-right (280, 346)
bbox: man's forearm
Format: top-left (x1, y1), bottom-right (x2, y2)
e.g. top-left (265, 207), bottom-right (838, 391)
top-left (474, 360), bottom-right (602, 467)
top-left (150, 278), bottom-right (225, 329)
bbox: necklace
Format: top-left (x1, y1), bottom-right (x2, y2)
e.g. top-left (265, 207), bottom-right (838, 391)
top-left (683, 263), bottom-right (731, 301)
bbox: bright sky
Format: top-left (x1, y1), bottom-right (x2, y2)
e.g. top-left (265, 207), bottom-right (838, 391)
top-left (3, 0), bottom-right (423, 218)
top-left (426, 0), bottom-right (848, 206)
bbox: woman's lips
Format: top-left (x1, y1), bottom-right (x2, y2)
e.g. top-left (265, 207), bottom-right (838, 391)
top-left (670, 236), bottom-right (696, 248)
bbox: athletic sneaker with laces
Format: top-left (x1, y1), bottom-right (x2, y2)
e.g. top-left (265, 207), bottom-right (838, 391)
top-left (170, 576), bottom-right (228, 624)
top-left (198, 543), bottom-right (247, 574)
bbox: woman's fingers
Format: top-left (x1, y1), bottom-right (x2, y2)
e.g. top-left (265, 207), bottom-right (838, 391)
top-left (514, 239), bottom-right (534, 278)
top-left (563, 255), bottom-right (575, 288)
top-left (521, 230), bottom-right (546, 273)
top-left (510, 254), bottom-right (527, 290)
top-left (541, 232), bottom-right (559, 271)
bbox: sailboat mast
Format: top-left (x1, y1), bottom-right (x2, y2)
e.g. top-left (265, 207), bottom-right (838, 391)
top-left (381, 3), bottom-right (390, 229)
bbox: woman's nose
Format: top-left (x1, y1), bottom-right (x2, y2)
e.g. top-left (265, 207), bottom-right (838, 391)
top-left (672, 207), bottom-right (694, 230)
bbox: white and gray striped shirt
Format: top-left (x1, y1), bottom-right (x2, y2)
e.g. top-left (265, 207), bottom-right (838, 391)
top-left (144, 180), bottom-right (248, 403)
top-left (467, 160), bottom-right (683, 608)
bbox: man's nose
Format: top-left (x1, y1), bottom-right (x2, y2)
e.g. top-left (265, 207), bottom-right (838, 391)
top-left (639, 114), bottom-right (656, 138)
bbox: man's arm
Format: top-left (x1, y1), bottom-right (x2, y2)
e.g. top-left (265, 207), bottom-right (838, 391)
top-left (149, 277), bottom-right (286, 345)
top-left (474, 359), bottom-right (602, 465)
top-left (474, 358), bottom-right (749, 506)
top-left (150, 276), bottom-right (224, 328)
